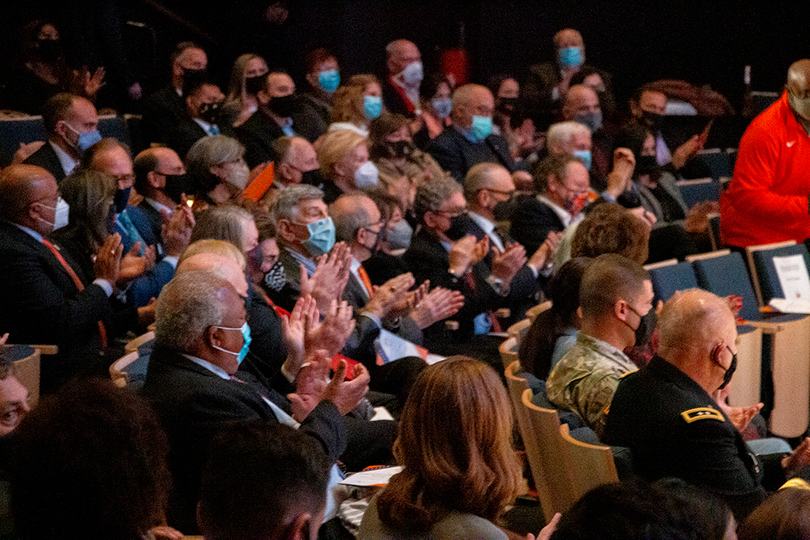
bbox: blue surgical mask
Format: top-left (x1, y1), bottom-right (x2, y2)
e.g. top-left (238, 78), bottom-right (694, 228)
top-left (573, 150), bottom-right (592, 171)
top-left (302, 216), bottom-right (336, 257)
top-left (363, 95), bottom-right (382, 120)
top-left (400, 61), bottom-right (423, 86)
top-left (431, 97), bottom-right (452, 119)
top-left (558, 46), bottom-right (583, 69)
top-left (575, 111), bottom-right (602, 133)
top-left (471, 115), bottom-right (493, 142)
top-left (212, 322), bottom-right (252, 365)
top-left (318, 70), bottom-right (340, 93)
top-left (65, 123), bottom-right (102, 153)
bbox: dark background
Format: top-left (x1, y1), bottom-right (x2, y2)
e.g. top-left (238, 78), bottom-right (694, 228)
top-left (1, 0), bottom-right (807, 116)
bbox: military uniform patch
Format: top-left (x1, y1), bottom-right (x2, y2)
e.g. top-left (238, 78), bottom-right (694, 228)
top-left (681, 407), bottom-right (724, 423)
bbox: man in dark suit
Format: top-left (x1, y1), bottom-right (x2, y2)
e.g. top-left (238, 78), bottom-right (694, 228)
top-left (427, 83), bottom-right (532, 187)
top-left (511, 153), bottom-right (590, 255)
top-left (236, 72), bottom-right (327, 169)
top-left (141, 42), bottom-right (207, 147)
top-left (131, 147), bottom-right (187, 247)
top-left (0, 165), bottom-right (121, 393)
top-left (23, 93), bottom-right (100, 182)
top-left (141, 270), bottom-right (369, 533)
top-left (403, 175), bottom-right (525, 358)
top-left (382, 39), bottom-right (423, 119)
top-left (165, 77), bottom-right (234, 159)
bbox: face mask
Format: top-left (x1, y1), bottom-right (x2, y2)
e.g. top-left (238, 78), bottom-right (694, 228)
top-left (64, 123), bottom-right (102, 153)
top-left (363, 95), bottom-right (382, 120)
top-left (245, 75), bottom-right (266, 95)
top-left (575, 111), bottom-right (602, 133)
top-left (212, 322), bottom-right (252, 365)
top-left (400, 61), bottom-right (423, 86)
top-left (114, 187), bottom-right (131, 214)
top-left (431, 97), bottom-right (452, 119)
top-left (300, 168), bottom-right (325, 188)
top-left (263, 259), bottom-right (286, 292)
top-left (471, 115), bottom-right (493, 142)
top-left (269, 94), bottom-right (296, 117)
top-left (182, 67), bottom-right (207, 83)
top-left (641, 110), bottom-right (664, 133)
top-left (558, 46), bottom-right (583, 69)
top-left (630, 305), bottom-right (657, 346)
top-left (354, 161), bottom-right (379, 189)
top-left (386, 219), bottom-right (413, 251)
top-left (318, 70), bottom-right (340, 93)
top-left (496, 96), bottom-right (519, 115)
top-left (716, 346), bottom-right (737, 390)
top-left (573, 150), bottom-right (592, 171)
top-left (300, 216), bottom-right (336, 257)
top-left (386, 140), bottom-right (414, 159)
top-left (362, 226), bottom-right (383, 256)
top-left (198, 101), bottom-right (222, 124)
top-left (246, 245), bottom-right (263, 277)
top-left (37, 38), bottom-right (62, 62)
top-left (444, 212), bottom-right (471, 241)
top-left (164, 173), bottom-right (190, 203)
top-left (224, 161), bottom-right (251, 191)
top-left (636, 155), bottom-right (659, 176)
top-left (35, 197), bottom-right (70, 231)
top-left (788, 92), bottom-right (810, 121)
top-left (564, 191), bottom-right (588, 216)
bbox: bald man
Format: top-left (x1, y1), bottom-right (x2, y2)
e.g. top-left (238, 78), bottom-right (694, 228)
top-left (133, 146), bottom-right (187, 243)
top-left (604, 289), bottom-right (810, 519)
top-left (721, 59), bottom-right (810, 248)
top-left (236, 72), bottom-right (327, 169)
top-left (0, 164), bottom-right (121, 393)
top-left (382, 39), bottom-right (423, 118)
top-left (427, 83), bottom-right (527, 183)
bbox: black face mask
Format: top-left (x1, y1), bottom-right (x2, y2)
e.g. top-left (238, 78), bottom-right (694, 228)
top-left (114, 187), bottom-right (131, 214)
top-left (641, 110), bottom-right (664, 133)
top-left (716, 346), bottom-right (737, 390)
top-left (496, 96), bottom-right (519, 115)
top-left (635, 155), bottom-right (659, 176)
top-left (269, 94), bottom-right (296, 117)
top-left (198, 101), bottom-right (222, 124)
top-left (245, 75), bottom-right (267, 95)
top-left (183, 67), bottom-right (207, 82)
top-left (493, 199), bottom-right (513, 221)
top-left (633, 307), bottom-right (657, 346)
top-left (164, 173), bottom-right (191, 204)
top-left (444, 213), bottom-right (471, 241)
top-left (300, 168), bottom-right (326, 188)
top-left (386, 140), bottom-right (414, 159)
top-left (36, 38), bottom-right (62, 62)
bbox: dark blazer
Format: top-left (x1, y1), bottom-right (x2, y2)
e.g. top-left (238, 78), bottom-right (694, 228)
top-left (0, 221), bottom-right (112, 393)
top-left (165, 117), bottom-right (236, 160)
top-left (382, 77), bottom-right (416, 118)
top-left (132, 201), bottom-right (164, 248)
top-left (236, 103), bottom-right (327, 169)
top-left (427, 125), bottom-right (518, 182)
top-left (141, 84), bottom-right (186, 146)
top-left (510, 195), bottom-right (566, 255)
top-left (23, 142), bottom-right (67, 183)
top-left (141, 345), bottom-right (346, 533)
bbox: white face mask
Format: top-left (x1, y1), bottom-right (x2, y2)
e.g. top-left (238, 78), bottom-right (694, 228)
top-left (35, 197), bottom-right (70, 231)
top-left (354, 161), bottom-right (379, 189)
top-left (399, 61), bottom-right (423, 86)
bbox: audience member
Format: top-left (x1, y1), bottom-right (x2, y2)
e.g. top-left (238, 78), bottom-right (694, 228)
top-left (316, 129), bottom-right (379, 203)
top-left (359, 357), bottom-right (522, 539)
top-left (0, 341), bottom-right (30, 439)
top-left (360, 190), bottom-right (416, 283)
top-left (604, 289), bottom-right (810, 518)
top-left (382, 39), bottom-right (423, 119)
top-left (519, 257), bottom-right (592, 380)
top-left (166, 76), bottom-right (231, 159)
top-left (417, 73), bottom-right (454, 143)
top-left (721, 59), bottom-right (810, 248)
top-left (132, 146), bottom-right (188, 245)
top-left (546, 253), bottom-right (653, 437)
top-left (570, 202), bottom-right (651, 264)
top-left (222, 53), bottom-right (269, 127)
top-left (570, 65), bottom-right (617, 124)
top-left (0, 164), bottom-right (120, 393)
top-left (236, 71), bottom-right (327, 169)
top-left (737, 487), bottom-right (810, 540)
top-left (329, 74), bottom-right (384, 136)
top-left (257, 136), bottom-right (323, 210)
top-left (23, 92), bottom-right (101, 182)
top-left (185, 135), bottom-right (250, 206)
top-left (300, 48), bottom-right (341, 125)
top-left (142, 41), bottom-right (208, 146)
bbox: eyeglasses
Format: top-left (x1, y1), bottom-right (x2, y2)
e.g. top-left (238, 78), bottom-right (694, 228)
top-left (114, 174), bottom-right (136, 185)
top-left (434, 208), bottom-right (467, 219)
top-left (479, 187), bottom-right (514, 198)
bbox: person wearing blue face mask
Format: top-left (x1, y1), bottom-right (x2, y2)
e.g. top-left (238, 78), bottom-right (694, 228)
top-left (301, 48), bottom-right (341, 126)
top-left (427, 84), bottom-right (531, 186)
top-left (327, 74), bottom-right (383, 138)
top-left (24, 93), bottom-right (101, 183)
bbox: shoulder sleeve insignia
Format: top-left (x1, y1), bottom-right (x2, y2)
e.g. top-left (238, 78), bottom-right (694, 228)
top-left (619, 369), bottom-right (639, 379)
top-left (780, 478), bottom-right (810, 491)
top-left (681, 407), bottom-right (725, 423)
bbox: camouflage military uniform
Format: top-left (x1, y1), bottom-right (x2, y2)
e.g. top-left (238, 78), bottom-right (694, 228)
top-left (546, 332), bottom-right (636, 438)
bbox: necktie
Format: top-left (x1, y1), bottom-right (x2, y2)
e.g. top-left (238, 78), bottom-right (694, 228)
top-left (209, 124), bottom-right (220, 136)
top-left (117, 210), bottom-right (146, 255)
top-left (357, 266), bottom-right (374, 299)
top-left (42, 239), bottom-right (108, 347)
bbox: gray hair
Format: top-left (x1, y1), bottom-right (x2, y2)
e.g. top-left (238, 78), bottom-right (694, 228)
top-left (185, 135), bottom-right (244, 175)
top-left (330, 195), bottom-right (372, 242)
top-left (413, 174), bottom-right (462, 222)
top-left (463, 162), bottom-right (509, 200)
top-left (155, 271), bottom-right (229, 352)
top-left (269, 184), bottom-right (324, 225)
top-left (190, 204), bottom-right (254, 253)
top-left (271, 136), bottom-right (295, 163)
top-left (547, 121), bottom-right (590, 152)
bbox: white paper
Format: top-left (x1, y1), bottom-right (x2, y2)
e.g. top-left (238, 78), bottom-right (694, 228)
top-left (768, 298), bottom-right (810, 314)
top-left (425, 354), bottom-right (446, 365)
top-left (376, 329), bottom-right (426, 364)
top-left (371, 407), bottom-right (394, 422)
top-left (339, 466), bottom-right (404, 486)
top-left (773, 254), bottom-right (810, 300)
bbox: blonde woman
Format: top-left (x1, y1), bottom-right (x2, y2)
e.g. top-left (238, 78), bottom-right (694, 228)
top-left (328, 74), bottom-right (383, 137)
top-left (223, 53), bottom-right (269, 127)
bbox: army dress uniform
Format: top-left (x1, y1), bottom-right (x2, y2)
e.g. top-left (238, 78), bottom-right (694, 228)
top-left (603, 355), bottom-right (767, 519)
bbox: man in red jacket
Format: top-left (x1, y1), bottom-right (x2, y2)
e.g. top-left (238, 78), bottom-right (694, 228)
top-left (721, 59), bottom-right (810, 248)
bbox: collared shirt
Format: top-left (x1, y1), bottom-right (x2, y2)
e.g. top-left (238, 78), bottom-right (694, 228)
top-left (655, 131), bottom-right (672, 166)
top-left (469, 211), bottom-right (505, 253)
top-left (349, 257), bottom-right (371, 300)
top-left (546, 332), bottom-right (637, 438)
top-left (49, 140), bottom-right (78, 176)
top-left (538, 194), bottom-right (583, 229)
top-left (390, 76), bottom-right (421, 113)
top-left (144, 197), bottom-right (174, 217)
top-left (278, 116), bottom-right (294, 137)
top-left (193, 118), bottom-right (220, 136)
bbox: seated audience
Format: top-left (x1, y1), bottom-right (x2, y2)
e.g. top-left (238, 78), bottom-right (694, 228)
top-left (488, 74), bottom-right (539, 165)
top-left (570, 65), bottom-right (617, 124)
top-left (316, 129), bottom-right (379, 203)
top-left (329, 74), bottom-right (384, 136)
top-left (370, 112), bottom-right (446, 188)
top-left (570, 202), bottom-right (651, 265)
top-left (23, 92), bottom-right (101, 182)
top-left (166, 76), bottom-right (231, 159)
top-left (222, 53), bottom-right (269, 128)
top-left (519, 257), bottom-right (592, 380)
top-left (604, 289), bottom-right (810, 519)
top-left (198, 423), bottom-right (333, 540)
top-left (300, 47), bottom-right (341, 125)
top-left (185, 135), bottom-right (251, 206)
top-left (132, 146), bottom-right (189, 245)
top-left (360, 190), bottom-right (416, 283)
top-left (236, 71), bottom-right (327, 169)
top-left (417, 73), bottom-right (453, 144)
top-left (259, 136), bottom-right (324, 210)
top-left (381, 39), bottom-right (423, 120)
top-left (546, 253), bottom-right (653, 438)
top-left (359, 357), bottom-right (523, 539)
top-left (10, 379), bottom-right (174, 540)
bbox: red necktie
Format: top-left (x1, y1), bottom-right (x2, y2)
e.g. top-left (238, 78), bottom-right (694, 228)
top-left (358, 266), bottom-right (374, 298)
top-left (42, 239), bottom-right (108, 347)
